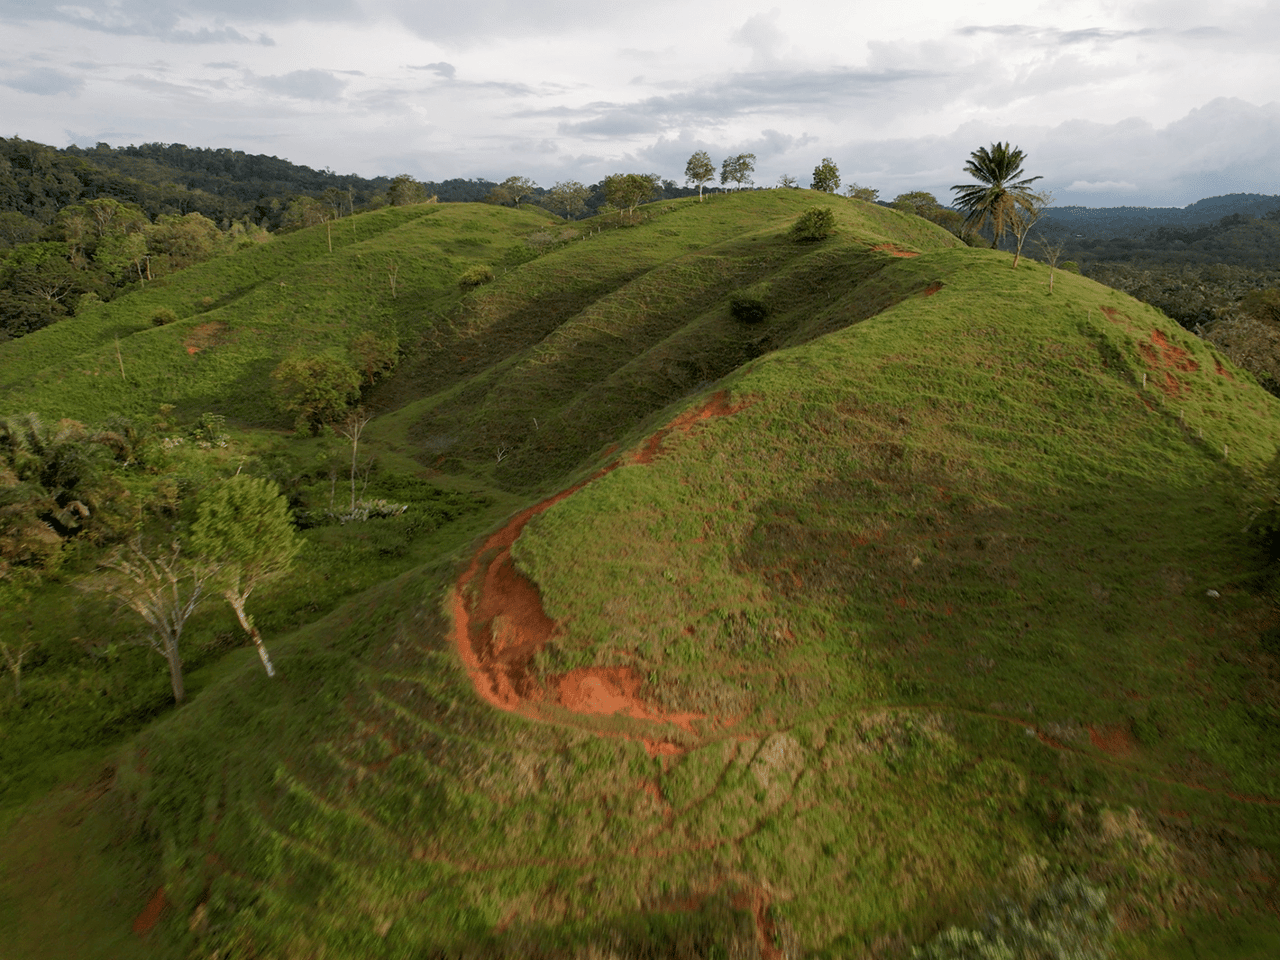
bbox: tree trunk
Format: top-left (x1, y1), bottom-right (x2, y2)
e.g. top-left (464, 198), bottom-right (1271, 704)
top-left (228, 591), bottom-right (275, 677)
top-left (165, 641), bottom-right (186, 703)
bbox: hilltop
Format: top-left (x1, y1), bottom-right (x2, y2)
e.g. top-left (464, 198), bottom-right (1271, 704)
top-left (1, 190), bottom-right (1279, 960)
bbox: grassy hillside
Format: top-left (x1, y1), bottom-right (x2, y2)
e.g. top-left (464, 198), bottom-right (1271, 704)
top-left (2, 191), bottom-right (1280, 960)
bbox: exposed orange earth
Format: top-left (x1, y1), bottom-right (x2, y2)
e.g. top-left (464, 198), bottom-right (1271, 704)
top-left (449, 392), bottom-right (751, 756)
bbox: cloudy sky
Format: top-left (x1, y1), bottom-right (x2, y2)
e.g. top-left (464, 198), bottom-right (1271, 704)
top-left (2, 0), bottom-right (1278, 207)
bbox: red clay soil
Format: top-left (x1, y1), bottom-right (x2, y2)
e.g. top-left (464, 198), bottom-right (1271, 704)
top-left (1101, 306), bottom-right (1125, 323)
top-left (869, 243), bottom-right (919, 258)
top-left (630, 391), bottom-right (753, 466)
top-left (133, 886), bottom-right (167, 935)
top-left (921, 282), bottom-right (943, 297)
top-left (1137, 329), bottom-right (1200, 397)
top-left (450, 391), bottom-right (750, 756)
top-left (1089, 724), bottom-right (1137, 759)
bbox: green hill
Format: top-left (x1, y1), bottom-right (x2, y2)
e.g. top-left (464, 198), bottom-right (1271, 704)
top-left (2, 191), bottom-right (1280, 960)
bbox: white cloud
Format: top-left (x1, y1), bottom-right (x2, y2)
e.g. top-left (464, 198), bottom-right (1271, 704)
top-left (0, 1), bottom-right (1274, 205)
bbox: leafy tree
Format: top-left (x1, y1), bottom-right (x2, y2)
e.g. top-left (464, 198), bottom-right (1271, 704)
top-left (892, 191), bottom-right (966, 237)
top-left (487, 176), bottom-right (539, 208)
top-left (387, 174), bottom-right (429, 206)
top-left (845, 183), bottom-right (879, 202)
top-left (546, 180), bottom-right (589, 219)
top-left (349, 331), bottom-right (399, 385)
top-left (951, 141), bottom-right (1044, 249)
top-left (281, 195), bottom-right (330, 231)
top-left (272, 356), bottom-right (362, 435)
top-left (83, 539), bottom-right (210, 704)
top-left (685, 151), bottom-right (716, 201)
top-left (0, 211), bottom-right (42, 248)
top-left (720, 154), bottom-right (756, 190)
top-left (811, 158), bottom-right (840, 193)
top-left (603, 173), bottom-right (660, 219)
top-left (191, 475), bottom-right (302, 678)
top-left (790, 207), bottom-right (837, 242)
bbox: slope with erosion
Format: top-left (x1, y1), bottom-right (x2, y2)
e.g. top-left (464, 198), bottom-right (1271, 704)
top-left (4, 193), bottom-right (1280, 959)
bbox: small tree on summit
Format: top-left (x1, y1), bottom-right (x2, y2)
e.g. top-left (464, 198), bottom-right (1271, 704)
top-left (720, 154), bottom-right (756, 191)
top-left (191, 475), bottom-right (302, 679)
top-left (487, 176), bottom-right (539, 208)
top-left (603, 173), bottom-right (660, 219)
top-left (685, 151), bottom-right (716, 201)
top-left (811, 158), bottom-right (841, 193)
top-left (951, 142), bottom-right (1043, 249)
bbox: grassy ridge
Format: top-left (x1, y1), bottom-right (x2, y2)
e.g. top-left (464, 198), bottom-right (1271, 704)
top-left (2, 191), bottom-right (1279, 959)
top-left (0, 202), bottom-right (554, 424)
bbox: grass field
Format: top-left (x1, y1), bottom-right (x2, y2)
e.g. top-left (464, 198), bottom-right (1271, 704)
top-left (2, 191), bottom-right (1279, 959)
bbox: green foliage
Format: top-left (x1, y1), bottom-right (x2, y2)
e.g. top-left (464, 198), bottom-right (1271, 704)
top-left (603, 173), bottom-right (660, 218)
top-left (487, 176), bottom-right (539, 208)
top-left (545, 180), bottom-right (589, 219)
top-left (911, 877), bottom-right (1114, 960)
top-left (386, 174), bottom-right (430, 207)
top-left (685, 151), bottom-right (716, 199)
top-left (271, 356), bottom-right (361, 435)
top-left (789, 206), bottom-right (837, 242)
top-left (149, 306), bottom-right (177, 326)
top-left (720, 153), bottom-right (756, 190)
top-left (811, 157), bottom-right (841, 193)
top-left (459, 264), bottom-right (495, 290)
top-left (349, 331), bottom-right (399, 386)
top-left (1241, 287), bottom-right (1280, 324)
top-left (729, 294), bottom-right (769, 324)
top-left (190, 475), bottom-right (301, 586)
top-left (1062, 260), bottom-right (1081, 274)
top-left (951, 142), bottom-right (1044, 249)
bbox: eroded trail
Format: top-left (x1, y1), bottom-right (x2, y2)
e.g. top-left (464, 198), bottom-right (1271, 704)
top-left (450, 391), bottom-right (750, 756)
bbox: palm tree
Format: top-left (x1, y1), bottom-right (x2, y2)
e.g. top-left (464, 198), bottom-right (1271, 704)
top-left (951, 142), bottom-right (1043, 249)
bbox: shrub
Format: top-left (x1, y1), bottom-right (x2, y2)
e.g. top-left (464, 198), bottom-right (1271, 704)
top-left (150, 307), bottom-right (179, 326)
top-left (729, 295), bottom-right (769, 324)
top-left (789, 207), bottom-right (836, 242)
top-left (458, 265), bottom-right (495, 290)
top-left (271, 356), bottom-right (361, 435)
top-left (1062, 261), bottom-right (1081, 274)
top-left (911, 877), bottom-right (1114, 960)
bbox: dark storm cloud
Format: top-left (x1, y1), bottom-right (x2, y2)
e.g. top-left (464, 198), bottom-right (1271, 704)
top-left (254, 69), bottom-right (349, 100)
top-left (0, 67), bottom-right (85, 96)
top-left (551, 66), bottom-right (936, 138)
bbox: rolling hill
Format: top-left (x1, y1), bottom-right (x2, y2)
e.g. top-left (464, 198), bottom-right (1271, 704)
top-left (2, 190), bottom-right (1279, 960)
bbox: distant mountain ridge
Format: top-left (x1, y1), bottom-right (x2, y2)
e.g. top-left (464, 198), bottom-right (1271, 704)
top-left (1041, 192), bottom-right (1280, 238)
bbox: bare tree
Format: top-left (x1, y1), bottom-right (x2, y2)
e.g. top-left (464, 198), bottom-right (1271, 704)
top-left (83, 539), bottom-right (211, 704)
top-left (1034, 230), bottom-right (1070, 293)
top-left (1008, 190), bottom-right (1053, 268)
top-left (333, 407), bottom-right (373, 514)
